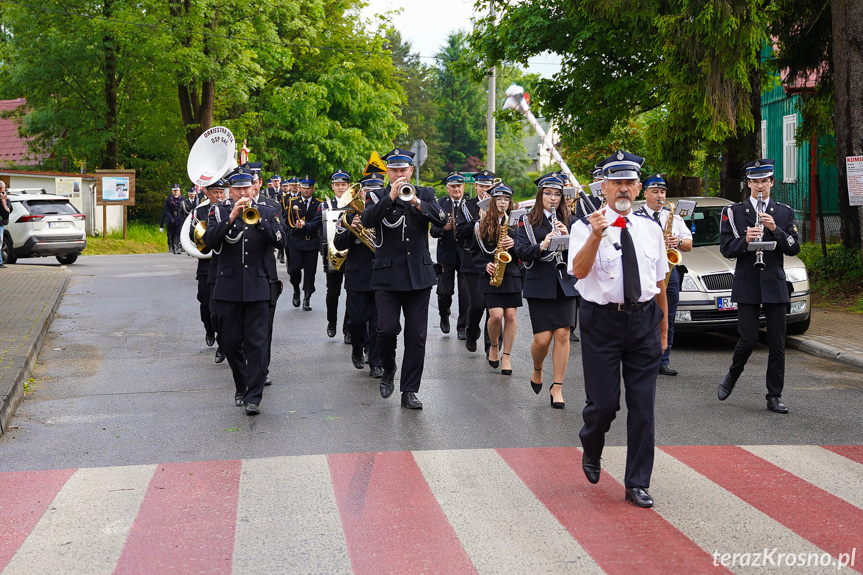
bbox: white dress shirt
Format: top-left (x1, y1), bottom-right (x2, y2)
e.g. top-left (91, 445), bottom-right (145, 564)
top-left (641, 206), bottom-right (693, 241)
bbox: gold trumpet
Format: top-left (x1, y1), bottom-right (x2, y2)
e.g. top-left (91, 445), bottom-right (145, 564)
top-left (242, 205), bottom-right (260, 226)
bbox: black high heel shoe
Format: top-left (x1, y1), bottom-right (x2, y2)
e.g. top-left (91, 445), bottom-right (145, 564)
top-left (550, 383), bottom-right (565, 409)
top-left (501, 352), bottom-right (512, 375)
top-left (530, 366), bottom-right (543, 394)
top-left (488, 344), bottom-right (500, 368)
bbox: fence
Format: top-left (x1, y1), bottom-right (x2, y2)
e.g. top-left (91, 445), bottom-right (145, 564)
top-left (771, 171), bottom-right (842, 243)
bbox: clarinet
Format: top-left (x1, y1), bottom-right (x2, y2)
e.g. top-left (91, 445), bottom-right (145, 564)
top-left (548, 207), bottom-right (567, 270)
top-left (754, 191), bottom-right (766, 270)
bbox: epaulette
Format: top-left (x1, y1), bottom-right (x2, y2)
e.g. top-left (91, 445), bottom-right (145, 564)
top-left (775, 201), bottom-right (793, 210)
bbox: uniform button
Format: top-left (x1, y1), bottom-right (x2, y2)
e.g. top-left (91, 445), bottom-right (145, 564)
top-left (245, 252), bottom-right (248, 255)
top-left (407, 251), bottom-right (411, 255)
top-left (406, 238), bottom-right (410, 241)
top-left (245, 264), bottom-right (248, 268)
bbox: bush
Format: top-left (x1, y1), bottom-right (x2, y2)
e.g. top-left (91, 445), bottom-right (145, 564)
top-left (798, 243), bottom-right (863, 307)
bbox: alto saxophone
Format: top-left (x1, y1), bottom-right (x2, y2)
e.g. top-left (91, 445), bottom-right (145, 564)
top-left (490, 214), bottom-right (512, 287)
top-left (663, 203), bottom-right (682, 285)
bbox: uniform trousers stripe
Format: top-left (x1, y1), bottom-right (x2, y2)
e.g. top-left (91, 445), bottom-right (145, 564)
top-left (113, 460), bottom-right (241, 575)
top-left (328, 451), bottom-right (476, 575)
top-left (663, 445), bottom-right (863, 571)
top-left (497, 446), bottom-right (721, 574)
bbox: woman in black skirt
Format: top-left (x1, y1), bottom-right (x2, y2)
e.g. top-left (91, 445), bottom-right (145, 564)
top-left (471, 184), bottom-right (522, 375)
top-left (515, 172), bottom-right (578, 408)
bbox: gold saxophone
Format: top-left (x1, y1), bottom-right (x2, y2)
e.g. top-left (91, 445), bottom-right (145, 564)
top-left (490, 214), bottom-right (512, 287)
top-left (663, 202), bottom-right (682, 284)
top-left (337, 184), bottom-right (376, 253)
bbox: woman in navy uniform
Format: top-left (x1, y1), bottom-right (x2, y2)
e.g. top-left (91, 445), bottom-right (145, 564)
top-left (430, 172), bottom-right (469, 337)
top-left (471, 184), bottom-right (522, 376)
top-left (203, 171), bottom-right (287, 415)
top-left (516, 172), bottom-right (578, 408)
top-left (286, 176), bottom-right (322, 310)
top-left (333, 175), bottom-right (383, 378)
top-left (718, 159), bottom-right (800, 414)
top-left (568, 150), bottom-right (668, 508)
top-left (361, 148), bottom-right (445, 409)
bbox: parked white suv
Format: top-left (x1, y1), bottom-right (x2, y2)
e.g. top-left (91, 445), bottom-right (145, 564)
top-left (1, 189), bottom-right (87, 265)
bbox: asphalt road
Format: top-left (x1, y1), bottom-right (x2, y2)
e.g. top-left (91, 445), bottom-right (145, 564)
top-left (2, 252), bottom-right (862, 472)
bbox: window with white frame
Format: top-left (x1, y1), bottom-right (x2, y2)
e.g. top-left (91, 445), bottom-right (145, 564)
top-left (761, 120), bottom-right (767, 158)
top-left (783, 114), bottom-right (797, 182)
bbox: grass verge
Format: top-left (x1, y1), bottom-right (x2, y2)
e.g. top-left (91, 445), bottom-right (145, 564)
top-left (82, 222), bottom-right (167, 255)
top-left (798, 242), bottom-right (863, 312)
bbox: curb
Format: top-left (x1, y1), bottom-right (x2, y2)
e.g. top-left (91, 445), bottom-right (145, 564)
top-left (786, 335), bottom-right (863, 371)
top-left (0, 271), bottom-right (70, 435)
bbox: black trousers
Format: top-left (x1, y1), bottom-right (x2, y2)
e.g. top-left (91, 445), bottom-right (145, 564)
top-left (166, 223), bottom-right (179, 251)
top-left (578, 300), bottom-right (662, 489)
top-left (196, 274), bottom-right (214, 337)
top-left (729, 302), bottom-right (787, 399)
top-left (326, 270), bottom-right (350, 332)
top-left (437, 264), bottom-right (469, 332)
top-left (264, 282), bottom-right (280, 375)
top-left (289, 249), bottom-right (318, 294)
top-left (375, 287), bottom-right (431, 393)
top-left (463, 272), bottom-right (500, 352)
top-left (347, 289), bottom-right (381, 367)
top-left (212, 300), bottom-right (269, 406)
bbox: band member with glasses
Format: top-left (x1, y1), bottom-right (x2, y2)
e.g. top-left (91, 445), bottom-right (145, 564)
top-left (471, 184), bottom-right (521, 376)
top-left (361, 148), bottom-right (445, 409)
top-left (516, 172), bottom-right (578, 408)
top-left (324, 169), bottom-right (352, 340)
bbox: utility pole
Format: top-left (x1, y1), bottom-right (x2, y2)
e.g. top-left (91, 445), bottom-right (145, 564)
top-left (486, 1), bottom-right (496, 172)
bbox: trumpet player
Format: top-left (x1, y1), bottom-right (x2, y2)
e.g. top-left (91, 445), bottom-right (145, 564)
top-left (718, 159), bottom-right (800, 414)
top-left (471, 184), bottom-right (521, 376)
top-left (429, 172), bottom-right (469, 338)
top-left (287, 175), bottom-right (322, 311)
top-left (204, 171), bottom-right (287, 415)
top-left (333, 174), bottom-right (384, 378)
top-left (324, 169), bottom-right (352, 340)
top-left (636, 174), bottom-right (692, 376)
top-left (515, 173), bottom-right (578, 408)
top-left (361, 148), bottom-right (445, 409)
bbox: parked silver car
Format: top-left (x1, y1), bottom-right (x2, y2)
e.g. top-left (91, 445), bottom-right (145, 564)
top-left (1, 189), bottom-right (87, 265)
top-left (668, 197), bottom-right (811, 335)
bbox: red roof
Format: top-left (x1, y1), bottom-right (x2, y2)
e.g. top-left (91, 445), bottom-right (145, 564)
top-left (0, 98), bottom-right (41, 167)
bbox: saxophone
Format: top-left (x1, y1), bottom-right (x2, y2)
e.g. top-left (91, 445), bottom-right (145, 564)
top-left (663, 203), bottom-right (682, 285)
top-left (490, 214), bottom-right (512, 287)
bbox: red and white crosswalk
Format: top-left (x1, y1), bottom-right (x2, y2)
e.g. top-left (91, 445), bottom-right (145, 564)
top-left (1, 445), bottom-right (861, 574)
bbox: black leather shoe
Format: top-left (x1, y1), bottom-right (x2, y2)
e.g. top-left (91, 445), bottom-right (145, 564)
top-left (343, 332), bottom-right (352, 344)
top-left (370, 366), bottom-right (383, 378)
top-left (245, 403), bottom-right (261, 415)
top-left (718, 372), bottom-right (738, 401)
top-left (659, 364), bottom-right (678, 376)
top-left (205, 333), bottom-right (216, 347)
top-left (440, 315), bottom-right (450, 334)
top-left (327, 322), bottom-right (336, 338)
top-left (264, 377), bottom-right (272, 386)
top-left (569, 328), bottom-right (579, 342)
top-left (234, 393), bottom-right (244, 407)
top-left (292, 289), bottom-right (300, 308)
top-left (215, 348), bottom-right (226, 363)
top-left (582, 453), bottom-right (601, 484)
top-left (302, 295), bottom-right (312, 311)
top-left (401, 391), bottom-right (423, 409)
top-left (767, 397), bottom-right (789, 413)
top-left (279, 254), bottom-right (285, 264)
top-left (625, 487), bottom-right (654, 508)
top-left (380, 370), bottom-right (395, 398)
top-left (465, 339), bottom-right (477, 352)
top-left (457, 330), bottom-right (467, 340)
top-left (352, 355), bottom-right (365, 369)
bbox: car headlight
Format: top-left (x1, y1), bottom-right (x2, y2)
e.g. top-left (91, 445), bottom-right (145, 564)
top-left (680, 275), bottom-right (700, 291)
top-left (675, 310), bottom-right (692, 322)
top-left (790, 301), bottom-right (807, 314)
top-left (785, 267), bottom-right (808, 283)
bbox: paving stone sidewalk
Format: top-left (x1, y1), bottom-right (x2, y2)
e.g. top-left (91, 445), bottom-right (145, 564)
top-left (0, 265), bottom-right (69, 434)
top-left (787, 306), bottom-right (863, 370)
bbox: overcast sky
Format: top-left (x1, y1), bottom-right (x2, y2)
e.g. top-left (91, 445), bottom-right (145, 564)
top-left (359, 0), bottom-right (561, 77)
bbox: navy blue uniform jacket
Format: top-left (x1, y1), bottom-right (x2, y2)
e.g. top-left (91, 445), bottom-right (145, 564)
top-left (333, 210), bottom-right (375, 292)
top-left (719, 199), bottom-right (800, 305)
top-left (429, 196), bottom-right (462, 268)
top-left (286, 196), bottom-right (322, 252)
top-left (516, 213), bottom-right (579, 299)
top-left (361, 185), bottom-right (445, 291)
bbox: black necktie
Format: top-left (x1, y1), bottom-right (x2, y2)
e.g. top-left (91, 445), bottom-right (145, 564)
top-left (653, 211), bottom-right (661, 223)
top-left (621, 218), bottom-right (641, 309)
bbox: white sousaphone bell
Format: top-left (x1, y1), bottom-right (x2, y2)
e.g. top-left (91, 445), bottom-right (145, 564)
top-left (180, 126), bottom-right (239, 259)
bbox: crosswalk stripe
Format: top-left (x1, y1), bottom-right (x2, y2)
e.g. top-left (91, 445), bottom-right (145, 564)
top-left (603, 447), bottom-right (822, 574)
top-left (328, 451), bottom-right (476, 575)
top-left (663, 446), bottom-right (863, 573)
top-left (2, 465), bottom-right (154, 575)
top-left (743, 445), bottom-right (863, 510)
top-left (822, 444), bottom-right (863, 466)
top-left (0, 469), bottom-right (76, 572)
top-left (413, 449), bottom-right (604, 574)
top-left (232, 455), bottom-right (352, 575)
top-left (497, 446), bottom-right (721, 574)
top-left (113, 460), bottom-right (242, 575)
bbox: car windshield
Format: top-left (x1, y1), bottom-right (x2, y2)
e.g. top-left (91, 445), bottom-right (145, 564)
top-left (683, 206), bottom-right (724, 247)
top-left (23, 200), bottom-right (78, 216)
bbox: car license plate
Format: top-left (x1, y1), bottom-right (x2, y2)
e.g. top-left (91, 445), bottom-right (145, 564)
top-left (718, 297), bottom-right (737, 310)
top-left (48, 221), bottom-right (70, 228)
